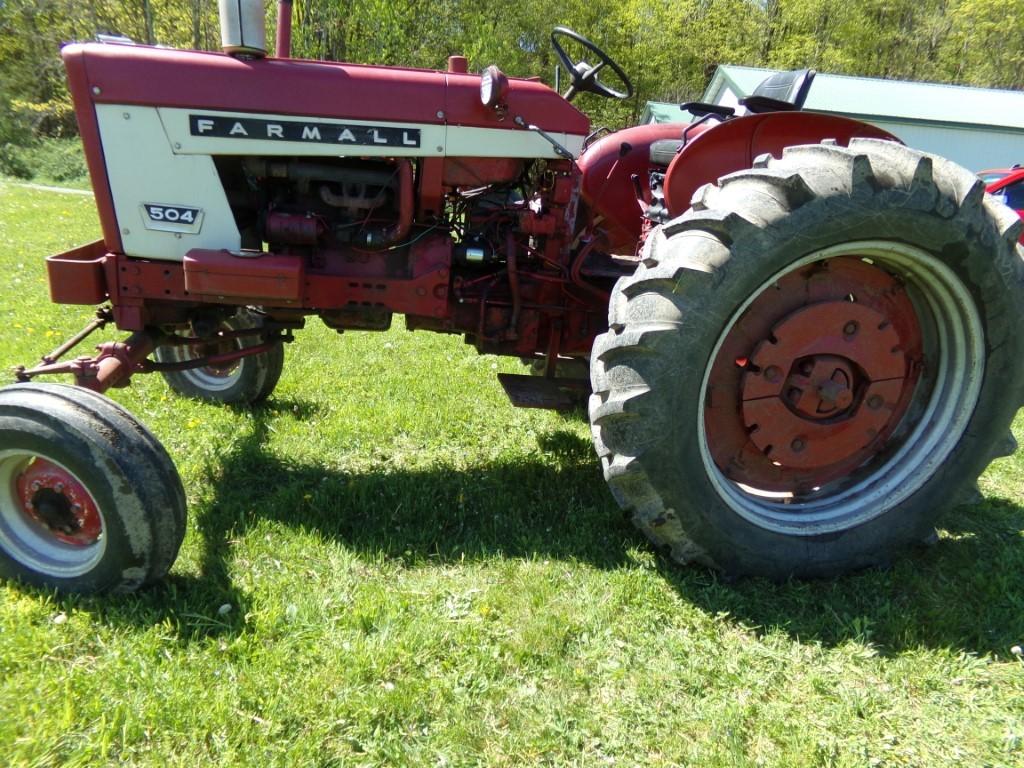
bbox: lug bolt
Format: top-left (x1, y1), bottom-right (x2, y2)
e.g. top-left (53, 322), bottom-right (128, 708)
top-left (843, 321), bottom-right (859, 336)
top-left (867, 394), bottom-right (884, 410)
top-left (30, 480), bottom-right (42, 491)
top-left (791, 438), bottom-right (806, 452)
top-left (54, 483), bottom-right (64, 494)
top-left (24, 501), bottom-right (33, 510)
top-left (764, 366), bottom-right (782, 383)
top-left (71, 503), bottom-right (83, 514)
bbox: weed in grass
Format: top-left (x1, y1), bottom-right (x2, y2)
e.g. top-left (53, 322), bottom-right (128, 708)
top-left (1, 185), bottom-right (1024, 767)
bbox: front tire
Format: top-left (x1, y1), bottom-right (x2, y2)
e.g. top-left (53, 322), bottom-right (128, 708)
top-left (155, 311), bottom-right (284, 405)
top-left (0, 383), bottom-right (186, 593)
top-left (590, 139), bottom-right (1024, 579)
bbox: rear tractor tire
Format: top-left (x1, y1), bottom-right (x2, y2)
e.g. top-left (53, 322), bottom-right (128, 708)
top-left (590, 138), bottom-right (1024, 579)
top-left (0, 383), bottom-right (186, 593)
top-left (155, 310), bottom-right (284, 405)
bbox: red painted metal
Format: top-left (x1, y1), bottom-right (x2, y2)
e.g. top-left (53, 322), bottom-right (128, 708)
top-left (82, 241), bottom-right (450, 321)
top-left (442, 158), bottom-right (523, 188)
top-left (577, 123), bottom-right (709, 253)
top-left (148, 340), bottom-right (279, 374)
top-left (518, 210), bottom-right (559, 236)
top-left (265, 213), bottom-right (326, 245)
top-left (663, 112), bottom-right (898, 216)
top-left (741, 301), bottom-right (906, 469)
top-left (304, 234), bottom-right (452, 317)
top-left (417, 157), bottom-right (445, 220)
top-left (704, 257), bottom-right (923, 492)
top-left (374, 160), bottom-right (414, 248)
top-left (85, 331), bottom-right (157, 391)
top-left (61, 49), bottom-right (122, 253)
top-left (184, 249), bottom-right (305, 301)
top-left (46, 37), bottom-right (924, 415)
top-left (62, 43), bottom-right (589, 134)
top-left (45, 240), bottom-right (109, 304)
top-left (16, 459), bottom-right (102, 547)
top-left (275, 0), bottom-right (293, 59)
top-left (15, 323), bottom-right (284, 393)
top-left (447, 56), bottom-right (468, 74)
top-left (985, 167), bottom-right (1024, 243)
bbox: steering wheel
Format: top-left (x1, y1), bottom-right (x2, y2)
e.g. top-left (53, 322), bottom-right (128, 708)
top-left (550, 26), bottom-right (634, 101)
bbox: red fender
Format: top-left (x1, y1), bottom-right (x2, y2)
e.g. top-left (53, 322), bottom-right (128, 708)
top-left (663, 112), bottom-right (898, 215)
top-left (578, 112), bottom-right (896, 256)
top-left (577, 123), bottom-right (711, 253)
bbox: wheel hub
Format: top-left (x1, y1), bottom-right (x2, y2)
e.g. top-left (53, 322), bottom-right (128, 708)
top-left (15, 459), bottom-right (102, 546)
top-left (780, 355), bottom-right (856, 419)
top-left (704, 257), bottom-right (924, 492)
top-left (193, 336), bottom-right (242, 378)
top-left (740, 300), bottom-right (909, 471)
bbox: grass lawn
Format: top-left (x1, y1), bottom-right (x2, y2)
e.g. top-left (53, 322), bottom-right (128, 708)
top-left (1, 180), bottom-right (1022, 767)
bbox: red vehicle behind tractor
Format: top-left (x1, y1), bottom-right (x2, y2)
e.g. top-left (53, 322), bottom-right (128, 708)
top-left (985, 165), bottom-right (1024, 241)
top-left (1, 1), bottom-right (1022, 593)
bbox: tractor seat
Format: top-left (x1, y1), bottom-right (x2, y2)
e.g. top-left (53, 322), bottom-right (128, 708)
top-left (653, 68), bottom-right (817, 165)
top-left (739, 68), bottom-right (816, 113)
top-left (679, 67), bottom-right (816, 119)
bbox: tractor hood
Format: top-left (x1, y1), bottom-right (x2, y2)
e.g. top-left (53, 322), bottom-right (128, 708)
top-left (61, 43), bottom-right (589, 136)
top-left (61, 42), bottom-right (590, 254)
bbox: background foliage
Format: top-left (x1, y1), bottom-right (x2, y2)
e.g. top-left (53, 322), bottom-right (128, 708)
top-left (1, 0), bottom-right (1022, 152)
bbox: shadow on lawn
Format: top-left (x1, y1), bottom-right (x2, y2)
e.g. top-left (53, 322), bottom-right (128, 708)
top-left (99, 406), bottom-right (1024, 655)
top-left (655, 498), bottom-right (1024, 656)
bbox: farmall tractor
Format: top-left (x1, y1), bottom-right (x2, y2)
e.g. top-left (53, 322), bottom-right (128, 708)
top-left (2, 0), bottom-right (1023, 594)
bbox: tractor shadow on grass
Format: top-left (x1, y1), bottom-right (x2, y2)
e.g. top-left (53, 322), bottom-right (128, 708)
top-left (654, 497), bottom-right (1024, 657)
top-left (177, 412), bottom-right (1024, 656)
top-left (194, 416), bottom-right (635, 573)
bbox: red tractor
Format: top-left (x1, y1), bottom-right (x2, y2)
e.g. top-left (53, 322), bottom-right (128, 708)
top-left (2, 2), bottom-right (1022, 593)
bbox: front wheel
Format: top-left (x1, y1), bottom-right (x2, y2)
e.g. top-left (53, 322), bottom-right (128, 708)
top-left (0, 383), bottom-right (186, 593)
top-left (155, 311), bottom-right (284, 405)
top-left (590, 139), bottom-right (1024, 579)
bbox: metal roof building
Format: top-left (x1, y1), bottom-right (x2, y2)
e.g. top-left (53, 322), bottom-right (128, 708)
top-left (642, 65), bottom-right (1024, 172)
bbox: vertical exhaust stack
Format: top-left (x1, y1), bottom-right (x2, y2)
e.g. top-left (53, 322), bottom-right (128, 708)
top-left (218, 0), bottom-right (267, 58)
top-left (276, 0), bottom-right (293, 59)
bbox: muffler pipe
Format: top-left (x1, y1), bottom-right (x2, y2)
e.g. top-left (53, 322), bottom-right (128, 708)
top-left (218, 0), bottom-right (267, 58)
top-left (276, 0), bottom-right (293, 58)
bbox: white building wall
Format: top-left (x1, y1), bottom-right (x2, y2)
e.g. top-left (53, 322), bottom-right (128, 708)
top-left (864, 120), bottom-right (1024, 172)
top-left (714, 85), bottom-right (743, 110)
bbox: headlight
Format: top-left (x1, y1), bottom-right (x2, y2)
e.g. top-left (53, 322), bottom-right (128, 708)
top-left (480, 65), bottom-right (508, 108)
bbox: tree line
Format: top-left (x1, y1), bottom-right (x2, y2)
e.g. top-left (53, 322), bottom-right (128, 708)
top-left (1, 0), bottom-right (1022, 144)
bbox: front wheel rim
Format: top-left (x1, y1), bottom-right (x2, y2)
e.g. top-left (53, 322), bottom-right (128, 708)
top-left (0, 450), bottom-right (107, 577)
top-left (699, 240), bottom-right (985, 535)
top-left (162, 320), bottom-right (246, 392)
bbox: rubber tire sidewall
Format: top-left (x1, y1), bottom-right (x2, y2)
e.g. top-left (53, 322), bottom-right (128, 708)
top-left (0, 384), bottom-right (186, 593)
top-left (156, 313), bottom-right (284, 405)
top-left (608, 188), bottom-right (1024, 578)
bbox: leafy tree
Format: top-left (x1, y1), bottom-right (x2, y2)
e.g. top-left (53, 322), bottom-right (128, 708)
top-left (0, 0), bottom-right (1020, 146)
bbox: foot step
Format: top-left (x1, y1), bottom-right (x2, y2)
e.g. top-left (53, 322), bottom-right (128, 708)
top-left (497, 373), bottom-right (590, 410)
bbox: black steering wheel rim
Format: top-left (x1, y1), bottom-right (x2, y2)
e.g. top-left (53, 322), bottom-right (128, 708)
top-left (550, 26), bottom-right (634, 101)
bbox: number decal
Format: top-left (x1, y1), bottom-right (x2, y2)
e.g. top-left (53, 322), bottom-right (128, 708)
top-left (141, 203), bottom-right (203, 234)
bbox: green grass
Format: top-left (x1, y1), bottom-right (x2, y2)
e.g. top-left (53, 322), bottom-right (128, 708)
top-left (1, 181), bottom-right (1023, 767)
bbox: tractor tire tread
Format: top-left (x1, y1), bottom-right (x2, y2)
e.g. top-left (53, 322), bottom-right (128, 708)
top-left (590, 138), bottom-right (1024, 580)
top-left (0, 383), bottom-right (186, 592)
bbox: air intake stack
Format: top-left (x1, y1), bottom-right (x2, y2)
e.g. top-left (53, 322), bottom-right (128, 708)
top-left (218, 0), bottom-right (267, 58)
